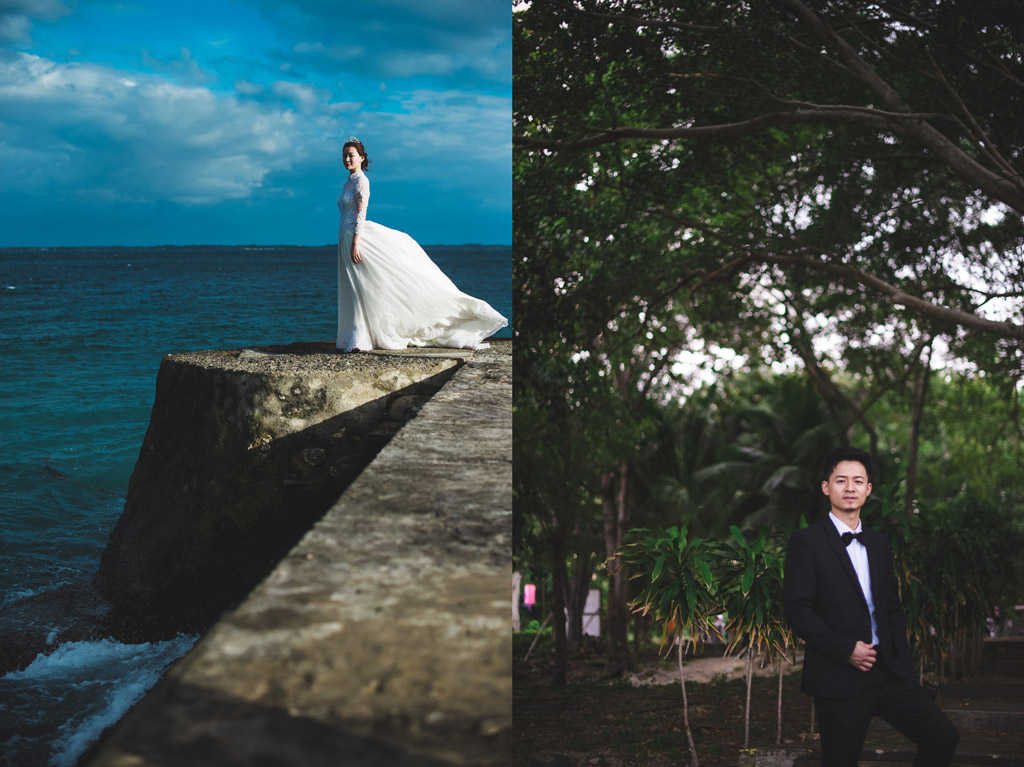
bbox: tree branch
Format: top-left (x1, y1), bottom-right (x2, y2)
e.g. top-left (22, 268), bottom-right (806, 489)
top-left (923, 48), bottom-right (1024, 195)
top-left (514, 109), bottom-right (894, 151)
top-left (762, 253), bottom-right (1023, 340)
top-left (841, 334), bottom-right (931, 435)
top-left (787, 308), bottom-right (859, 421)
top-left (766, 97), bottom-right (953, 123)
top-left (781, 33), bottom-right (858, 79)
top-left (585, 10), bottom-right (719, 32)
top-left (880, 3), bottom-right (1024, 94)
top-left (775, 0), bottom-right (1024, 213)
top-left (519, 1), bottom-right (1024, 211)
top-left (661, 211), bottom-right (1024, 341)
top-left (775, 0), bottom-right (909, 112)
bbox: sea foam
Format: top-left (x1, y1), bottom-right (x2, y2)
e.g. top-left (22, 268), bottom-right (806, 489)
top-left (1, 634), bottom-right (197, 767)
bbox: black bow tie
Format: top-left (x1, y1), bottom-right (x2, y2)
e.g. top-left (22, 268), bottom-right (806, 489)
top-left (842, 531), bottom-right (864, 547)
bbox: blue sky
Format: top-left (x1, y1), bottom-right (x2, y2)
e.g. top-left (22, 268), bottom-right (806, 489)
top-left (0, 0), bottom-right (511, 246)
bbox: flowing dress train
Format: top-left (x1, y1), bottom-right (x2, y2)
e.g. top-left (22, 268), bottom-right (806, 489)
top-left (336, 170), bottom-right (507, 352)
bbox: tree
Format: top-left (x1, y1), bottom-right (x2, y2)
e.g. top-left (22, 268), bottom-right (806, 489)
top-left (515, 3), bottom-right (1024, 703)
top-left (517, 1), bottom-right (1024, 336)
top-left (514, 371), bottom-right (606, 684)
top-left (515, 0), bottom-right (1024, 536)
top-left (622, 526), bottom-right (719, 767)
top-left (717, 525), bottom-right (796, 748)
top-left (514, 319), bottom-right (670, 677)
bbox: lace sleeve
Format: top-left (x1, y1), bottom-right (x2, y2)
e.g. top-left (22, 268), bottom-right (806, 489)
top-left (353, 173), bottom-right (369, 234)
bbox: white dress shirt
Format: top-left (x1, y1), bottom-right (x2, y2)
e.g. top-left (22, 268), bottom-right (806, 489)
top-left (829, 512), bottom-right (880, 645)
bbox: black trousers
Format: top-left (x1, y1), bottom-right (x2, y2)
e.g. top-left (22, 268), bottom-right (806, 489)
top-left (814, 659), bottom-right (960, 767)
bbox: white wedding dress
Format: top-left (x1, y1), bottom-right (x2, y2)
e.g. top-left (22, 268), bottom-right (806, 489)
top-left (336, 170), bottom-right (508, 352)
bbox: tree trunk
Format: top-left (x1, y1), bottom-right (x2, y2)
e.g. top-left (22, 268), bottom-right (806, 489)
top-left (743, 648), bottom-right (754, 748)
top-left (949, 606), bottom-right (959, 683)
top-left (788, 313), bottom-right (879, 453)
top-left (677, 638), bottom-right (701, 767)
top-left (633, 612), bottom-right (649, 653)
top-left (524, 612), bottom-right (553, 661)
top-left (512, 571), bottom-right (522, 633)
top-left (551, 524), bottom-right (569, 686)
top-left (777, 661), bottom-right (784, 745)
top-left (905, 342), bottom-right (932, 520)
top-left (950, 632), bottom-right (957, 683)
top-left (565, 551), bottom-right (596, 647)
top-left (603, 463), bottom-right (632, 676)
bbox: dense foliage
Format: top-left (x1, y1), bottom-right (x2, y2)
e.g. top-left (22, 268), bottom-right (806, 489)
top-left (513, 0), bottom-right (1024, 685)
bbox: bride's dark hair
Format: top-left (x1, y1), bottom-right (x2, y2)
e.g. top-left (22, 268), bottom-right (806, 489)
top-left (343, 138), bottom-right (370, 171)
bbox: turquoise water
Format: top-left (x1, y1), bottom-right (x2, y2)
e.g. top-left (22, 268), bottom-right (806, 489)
top-left (0, 244), bottom-right (511, 766)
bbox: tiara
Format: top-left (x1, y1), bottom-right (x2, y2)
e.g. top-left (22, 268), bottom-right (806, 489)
top-left (347, 135), bottom-right (359, 143)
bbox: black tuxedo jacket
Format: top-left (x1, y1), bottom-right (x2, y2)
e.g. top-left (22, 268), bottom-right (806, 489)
top-left (783, 517), bottom-right (913, 698)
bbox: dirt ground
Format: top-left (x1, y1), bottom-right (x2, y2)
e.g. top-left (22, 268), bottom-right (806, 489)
top-left (627, 643), bottom-right (800, 686)
top-left (514, 635), bottom-right (812, 767)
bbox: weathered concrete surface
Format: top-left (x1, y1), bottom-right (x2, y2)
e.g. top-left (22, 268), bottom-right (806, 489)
top-left (95, 342), bottom-right (462, 635)
top-left (87, 340), bottom-right (511, 767)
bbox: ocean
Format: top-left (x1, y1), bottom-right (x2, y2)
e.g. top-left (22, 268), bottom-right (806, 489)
top-left (0, 244), bottom-right (512, 766)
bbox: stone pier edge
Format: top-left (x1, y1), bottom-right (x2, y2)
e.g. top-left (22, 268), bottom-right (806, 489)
top-left (88, 339), bottom-right (512, 767)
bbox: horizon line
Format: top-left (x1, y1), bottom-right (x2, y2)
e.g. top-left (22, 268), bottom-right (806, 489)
top-left (0, 242), bottom-right (512, 250)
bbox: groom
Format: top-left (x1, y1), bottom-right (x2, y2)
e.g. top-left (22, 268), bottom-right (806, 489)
top-left (783, 446), bottom-right (959, 767)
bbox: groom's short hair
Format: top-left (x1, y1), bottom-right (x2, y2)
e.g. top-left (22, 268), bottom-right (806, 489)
top-left (822, 446), bottom-right (874, 483)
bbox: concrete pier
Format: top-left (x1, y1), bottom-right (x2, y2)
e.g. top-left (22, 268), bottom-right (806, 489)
top-left (86, 340), bottom-right (511, 766)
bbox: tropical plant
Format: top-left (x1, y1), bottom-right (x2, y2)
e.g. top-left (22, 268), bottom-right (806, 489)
top-left (867, 474), bottom-right (1024, 684)
top-left (621, 525), bottom-right (720, 767)
top-left (716, 525), bottom-right (796, 747)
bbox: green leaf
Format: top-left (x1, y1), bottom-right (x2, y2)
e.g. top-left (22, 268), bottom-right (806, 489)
top-left (697, 558), bottom-right (712, 587)
top-left (751, 528), bottom-right (766, 554)
top-left (651, 553), bottom-right (667, 582)
top-left (730, 525), bottom-right (745, 545)
top-left (741, 568), bottom-right (755, 597)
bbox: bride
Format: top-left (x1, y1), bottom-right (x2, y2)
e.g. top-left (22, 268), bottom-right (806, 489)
top-left (336, 137), bottom-right (508, 352)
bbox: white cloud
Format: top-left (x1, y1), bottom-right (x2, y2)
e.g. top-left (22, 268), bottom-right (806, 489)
top-left (138, 46), bottom-right (214, 85)
top-left (2, 0), bottom-right (71, 15)
top-left (0, 52), bottom-right (311, 204)
top-left (270, 80), bottom-right (330, 115)
top-left (0, 13), bottom-right (32, 42)
top-left (293, 41), bottom-right (366, 61)
top-left (234, 79), bottom-right (263, 95)
top-left (241, 0), bottom-right (508, 85)
top-left (326, 100), bottom-right (362, 114)
top-left (341, 87), bottom-right (510, 203)
top-left (381, 52), bottom-right (461, 78)
top-left (0, 0), bottom-right (71, 43)
top-left (0, 51), bottom-right (510, 211)
top-left (0, 0), bottom-right (509, 245)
